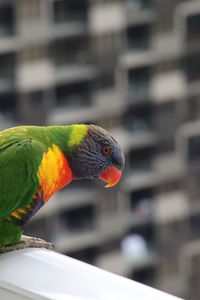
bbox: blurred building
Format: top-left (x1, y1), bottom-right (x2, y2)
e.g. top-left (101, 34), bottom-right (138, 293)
top-left (0, 0), bottom-right (200, 299)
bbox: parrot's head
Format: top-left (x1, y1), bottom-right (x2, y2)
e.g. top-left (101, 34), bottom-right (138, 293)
top-left (69, 125), bottom-right (125, 187)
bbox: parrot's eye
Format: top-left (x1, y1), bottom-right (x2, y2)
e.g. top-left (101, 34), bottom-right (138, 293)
top-left (102, 146), bottom-right (111, 156)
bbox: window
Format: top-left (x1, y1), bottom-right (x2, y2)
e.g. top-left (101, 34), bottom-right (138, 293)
top-left (187, 97), bottom-right (200, 122)
top-left (126, 24), bottom-right (151, 51)
top-left (129, 147), bottom-right (154, 173)
top-left (0, 53), bottom-right (15, 80)
top-left (187, 134), bottom-right (200, 162)
top-left (0, 94), bottom-right (16, 117)
top-left (55, 81), bottom-right (91, 108)
top-left (51, 37), bottom-right (89, 67)
top-left (184, 53), bottom-right (200, 82)
top-left (53, 0), bottom-right (88, 23)
top-left (128, 66), bottom-right (151, 101)
top-left (60, 205), bottom-right (95, 232)
top-left (186, 14), bottom-right (200, 42)
top-left (190, 214), bottom-right (200, 240)
top-left (123, 105), bottom-right (152, 132)
top-left (130, 188), bottom-right (153, 224)
top-left (0, 4), bottom-right (15, 37)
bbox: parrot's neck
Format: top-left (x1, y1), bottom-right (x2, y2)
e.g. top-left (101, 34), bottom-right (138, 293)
top-left (46, 124), bottom-right (89, 155)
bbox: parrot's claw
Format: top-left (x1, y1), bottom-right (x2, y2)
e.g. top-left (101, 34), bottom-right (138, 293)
top-left (0, 235), bottom-right (55, 253)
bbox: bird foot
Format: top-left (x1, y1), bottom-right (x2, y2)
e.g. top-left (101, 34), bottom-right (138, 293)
top-left (0, 235), bottom-right (55, 253)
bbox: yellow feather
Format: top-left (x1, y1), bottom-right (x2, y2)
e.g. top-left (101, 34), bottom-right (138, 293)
top-left (11, 211), bottom-right (21, 219)
top-left (67, 125), bottom-right (88, 149)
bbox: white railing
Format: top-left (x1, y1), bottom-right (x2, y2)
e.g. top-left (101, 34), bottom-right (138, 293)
top-left (0, 248), bottom-right (184, 300)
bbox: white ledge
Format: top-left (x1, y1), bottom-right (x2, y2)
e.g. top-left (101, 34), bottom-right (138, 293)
top-left (0, 248), bottom-right (184, 300)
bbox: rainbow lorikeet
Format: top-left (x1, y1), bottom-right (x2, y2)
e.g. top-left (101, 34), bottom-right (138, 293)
top-left (0, 124), bottom-right (124, 251)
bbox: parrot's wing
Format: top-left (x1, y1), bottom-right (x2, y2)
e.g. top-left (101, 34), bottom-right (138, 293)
top-left (0, 139), bottom-right (44, 221)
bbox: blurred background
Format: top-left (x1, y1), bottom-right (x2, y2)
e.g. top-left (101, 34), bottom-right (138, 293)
top-left (0, 0), bottom-right (200, 299)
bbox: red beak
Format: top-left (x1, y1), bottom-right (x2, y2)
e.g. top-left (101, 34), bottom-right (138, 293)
top-left (99, 166), bottom-right (122, 188)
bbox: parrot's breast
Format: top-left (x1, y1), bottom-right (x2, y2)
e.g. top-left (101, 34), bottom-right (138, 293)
top-left (37, 144), bottom-right (73, 202)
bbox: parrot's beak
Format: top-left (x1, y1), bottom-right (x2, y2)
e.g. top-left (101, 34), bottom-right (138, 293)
top-left (99, 166), bottom-right (122, 188)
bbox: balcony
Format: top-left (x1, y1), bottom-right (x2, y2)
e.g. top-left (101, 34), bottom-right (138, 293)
top-left (98, 212), bottom-right (128, 240)
top-left (154, 191), bottom-right (189, 225)
top-left (150, 71), bottom-right (186, 103)
top-left (93, 87), bottom-right (124, 115)
top-left (120, 51), bottom-right (154, 70)
top-left (89, 1), bottom-right (125, 35)
top-left (47, 105), bottom-right (99, 125)
top-left (153, 152), bottom-right (184, 184)
top-left (152, 31), bottom-right (183, 62)
top-left (123, 170), bottom-right (157, 191)
top-left (16, 60), bottom-right (54, 93)
top-left (54, 230), bottom-right (100, 253)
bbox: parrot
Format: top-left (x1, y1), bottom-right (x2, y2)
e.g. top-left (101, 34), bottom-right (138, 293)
top-left (0, 124), bottom-right (125, 251)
